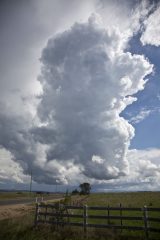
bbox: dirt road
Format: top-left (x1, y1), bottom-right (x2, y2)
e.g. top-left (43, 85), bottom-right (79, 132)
top-left (0, 195), bottom-right (64, 220)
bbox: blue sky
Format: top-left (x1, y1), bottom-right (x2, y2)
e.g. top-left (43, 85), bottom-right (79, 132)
top-left (0, 0), bottom-right (160, 192)
top-left (122, 32), bottom-right (160, 149)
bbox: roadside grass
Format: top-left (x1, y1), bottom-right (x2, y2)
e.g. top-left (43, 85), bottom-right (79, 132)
top-left (0, 213), bottom-right (145, 240)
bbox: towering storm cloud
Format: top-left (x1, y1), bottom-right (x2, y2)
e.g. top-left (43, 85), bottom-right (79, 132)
top-left (1, 0), bottom-right (160, 191)
top-left (30, 15), bottom-right (152, 184)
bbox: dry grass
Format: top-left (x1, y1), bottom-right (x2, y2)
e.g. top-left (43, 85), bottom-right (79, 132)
top-left (0, 204), bottom-right (34, 220)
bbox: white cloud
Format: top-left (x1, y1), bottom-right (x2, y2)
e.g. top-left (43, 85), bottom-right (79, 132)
top-left (0, 148), bottom-right (29, 184)
top-left (95, 148), bottom-right (160, 192)
top-left (129, 109), bottom-right (152, 124)
top-left (127, 148), bottom-right (160, 188)
top-left (157, 94), bottom-right (160, 101)
top-left (141, 5), bottom-right (160, 46)
top-left (98, 0), bottom-right (153, 43)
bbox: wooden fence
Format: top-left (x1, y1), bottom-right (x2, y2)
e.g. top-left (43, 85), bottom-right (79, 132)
top-left (34, 203), bottom-right (160, 240)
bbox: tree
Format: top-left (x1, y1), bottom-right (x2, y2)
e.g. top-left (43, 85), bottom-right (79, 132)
top-left (72, 189), bottom-right (79, 195)
top-left (79, 182), bottom-right (91, 195)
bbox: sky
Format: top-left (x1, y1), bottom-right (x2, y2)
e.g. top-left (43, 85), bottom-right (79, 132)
top-left (0, 0), bottom-right (160, 192)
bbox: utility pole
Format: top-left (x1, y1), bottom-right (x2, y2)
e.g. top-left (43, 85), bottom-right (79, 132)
top-left (55, 182), bottom-right (57, 193)
top-left (29, 170), bottom-right (32, 196)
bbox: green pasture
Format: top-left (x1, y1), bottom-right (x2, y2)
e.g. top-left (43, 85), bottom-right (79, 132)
top-left (71, 192), bottom-right (160, 239)
top-left (86, 192), bottom-right (160, 207)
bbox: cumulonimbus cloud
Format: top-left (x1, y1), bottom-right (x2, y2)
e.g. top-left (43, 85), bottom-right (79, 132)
top-left (0, 13), bottom-right (153, 186)
top-left (32, 14), bottom-right (152, 184)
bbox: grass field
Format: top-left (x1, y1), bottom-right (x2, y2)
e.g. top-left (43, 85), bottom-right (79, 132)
top-left (86, 192), bottom-right (160, 207)
top-left (88, 192), bottom-right (160, 239)
top-left (0, 191), bottom-right (54, 200)
top-left (0, 192), bottom-right (34, 200)
top-left (0, 192), bottom-right (160, 240)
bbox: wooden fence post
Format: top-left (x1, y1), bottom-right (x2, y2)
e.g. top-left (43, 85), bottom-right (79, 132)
top-left (107, 205), bottom-right (110, 225)
top-left (143, 205), bottom-right (149, 240)
top-left (83, 205), bottom-right (88, 235)
top-left (34, 203), bottom-right (39, 227)
top-left (45, 205), bottom-right (47, 223)
top-left (120, 203), bottom-right (123, 232)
